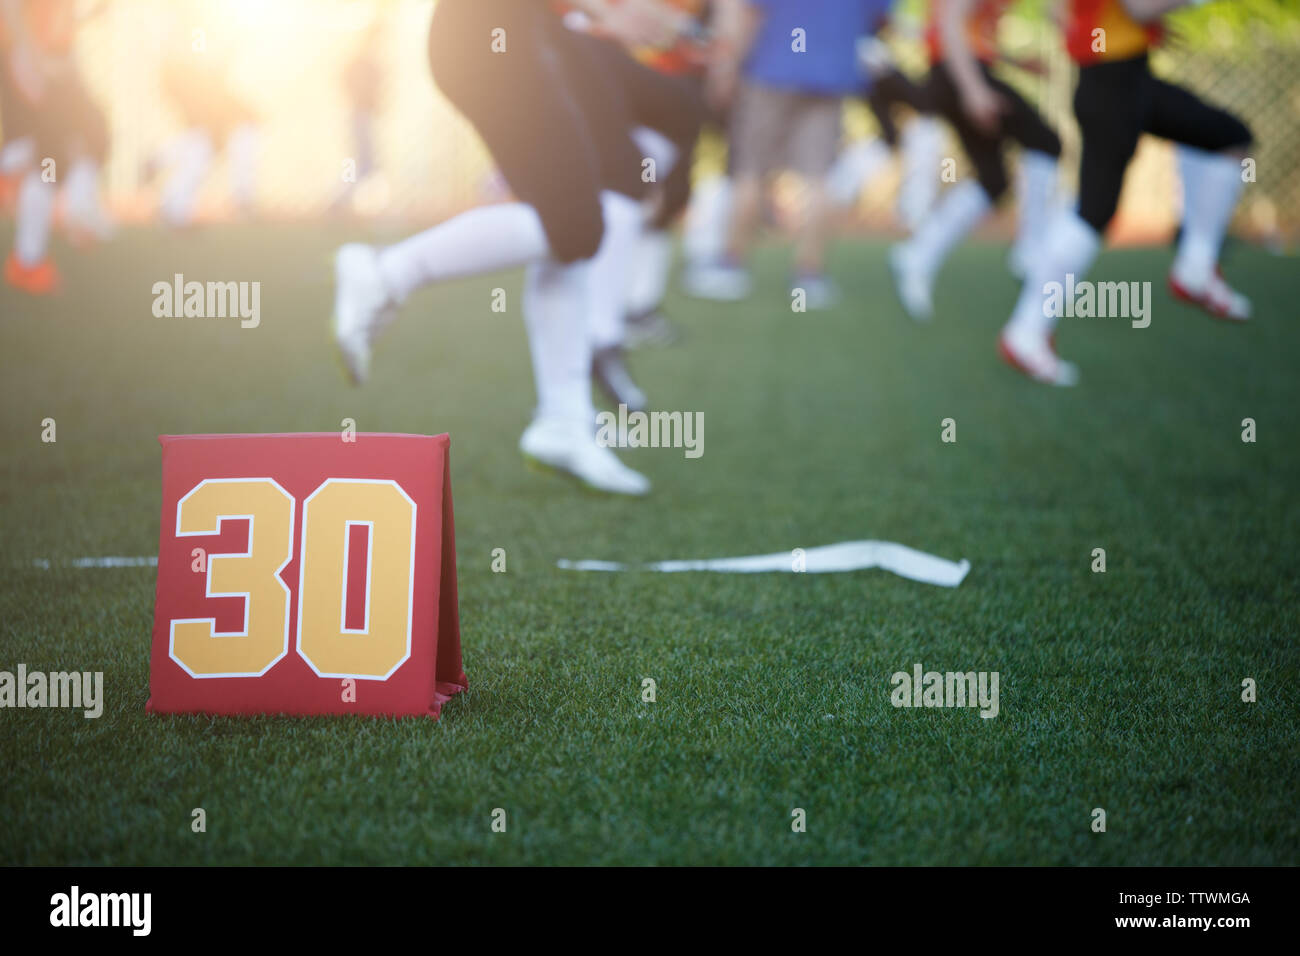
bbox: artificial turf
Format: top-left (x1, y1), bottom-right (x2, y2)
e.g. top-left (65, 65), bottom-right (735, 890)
top-left (1, 223), bottom-right (1296, 865)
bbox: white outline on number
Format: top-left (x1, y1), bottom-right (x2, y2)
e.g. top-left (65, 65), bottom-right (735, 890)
top-left (295, 478), bottom-right (417, 681)
top-left (339, 519), bottom-right (374, 635)
top-left (168, 477), bottom-right (295, 679)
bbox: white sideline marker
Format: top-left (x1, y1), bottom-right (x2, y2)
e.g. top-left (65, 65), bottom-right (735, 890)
top-left (30, 544), bottom-right (971, 588)
top-left (32, 556), bottom-right (158, 569)
top-left (558, 540), bottom-right (971, 588)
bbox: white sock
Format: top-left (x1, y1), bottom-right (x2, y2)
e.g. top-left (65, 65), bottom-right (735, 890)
top-left (160, 128), bottom-right (214, 225)
top-left (631, 126), bottom-right (679, 179)
top-left (0, 137), bottom-right (34, 176)
top-left (377, 202), bottom-right (551, 303)
top-left (897, 116), bottom-right (944, 232)
top-left (227, 123), bottom-right (260, 210)
top-left (1005, 207), bottom-right (1101, 338)
top-left (825, 137), bottom-right (890, 208)
top-left (682, 174), bottom-right (732, 265)
top-left (900, 180), bottom-right (992, 280)
top-left (1013, 150), bottom-right (1057, 252)
top-left (523, 258), bottom-right (595, 425)
top-left (1172, 146), bottom-right (1244, 293)
top-left (63, 158), bottom-right (98, 215)
top-left (15, 170), bottom-right (56, 265)
top-left (587, 191), bottom-right (645, 351)
top-left (622, 129), bottom-right (677, 318)
top-left (62, 158), bottom-right (113, 236)
top-left (627, 228), bottom-right (674, 316)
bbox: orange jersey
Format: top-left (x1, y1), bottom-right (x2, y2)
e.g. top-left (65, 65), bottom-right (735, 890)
top-left (552, 0), bottom-right (710, 76)
top-left (635, 0), bottom-right (710, 76)
top-left (926, 0), bottom-right (1012, 66)
top-left (1065, 0), bottom-right (1162, 64)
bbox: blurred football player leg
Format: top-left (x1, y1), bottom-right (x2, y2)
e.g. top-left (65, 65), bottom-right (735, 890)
top-left (793, 172), bottom-right (840, 308)
top-left (896, 115), bottom-right (944, 232)
top-left (572, 29), bottom-right (704, 354)
top-left (521, 256), bottom-right (650, 496)
top-left (1000, 207), bottom-right (1094, 384)
top-left (1001, 3), bottom-right (1252, 385)
top-left (825, 136), bottom-right (890, 210)
top-left (158, 128), bottom-right (214, 227)
top-left (589, 191), bottom-right (651, 413)
top-left (681, 173), bottom-right (732, 268)
top-left (227, 122), bottom-right (260, 217)
top-left (625, 227), bottom-right (678, 347)
top-left (522, 259), bottom-right (597, 436)
top-left (337, 202), bottom-right (555, 385)
top-left (1, 1), bottom-right (89, 288)
top-left (0, 136), bottom-right (33, 175)
top-left (1007, 149), bottom-right (1057, 279)
top-left (61, 99), bottom-right (115, 244)
top-left (6, 168), bottom-right (59, 293)
top-left (333, 0), bottom-right (673, 495)
top-left (1169, 144), bottom-right (1249, 319)
top-left (61, 156), bottom-right (114, 242)
top-left (0, 137), bottom-right (34, 210)
top-left (624, 125), bottom-right (683, 348)
top-left (827, 48), bottom-right (926, 211)
top-left (890, 180), bottom-right (990, 320)
top-left (891, 1), bottom-right (1060, 322)
top-left (682, 168), bottom-right (756, 300)
top-left (57, 66), bottom-right (114, 242)
top-left (682, 77), bottom-right (773, 302)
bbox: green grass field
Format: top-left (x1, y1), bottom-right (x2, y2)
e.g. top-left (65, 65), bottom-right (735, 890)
top-left (1, 224), bottom-right (1297, 865)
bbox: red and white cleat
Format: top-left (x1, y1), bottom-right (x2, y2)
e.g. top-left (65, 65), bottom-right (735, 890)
top-left (998, 324), bottom-right (1079, 387)
top-left (1168, 267), bottom-right (1251, 322)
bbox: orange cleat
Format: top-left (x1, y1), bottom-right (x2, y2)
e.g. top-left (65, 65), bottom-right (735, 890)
top-left (4, 253), bottom-right (61, 295)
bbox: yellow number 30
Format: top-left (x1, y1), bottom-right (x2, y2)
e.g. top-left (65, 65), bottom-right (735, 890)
top-left (170, 478), bottom-right (416, 681)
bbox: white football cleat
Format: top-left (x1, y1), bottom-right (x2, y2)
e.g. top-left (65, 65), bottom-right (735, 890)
top-left (520, 417), bottom-right (650, 497)
top-left (332, 243), bottom-right (395, 385)
top-left (888, 244), bottom-right (933, 321)
top-left (998, 324), bottom-right (1079, 387)
top-left (681, 260), bottom-right (752, 302)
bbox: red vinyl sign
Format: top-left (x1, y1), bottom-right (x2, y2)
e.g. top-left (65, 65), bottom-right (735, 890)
top-left (146, 433), bottom-right (467, 718)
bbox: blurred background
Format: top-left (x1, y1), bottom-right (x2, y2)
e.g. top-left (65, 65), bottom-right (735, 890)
top-left (18, 0), bottom-right (1300, 245)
